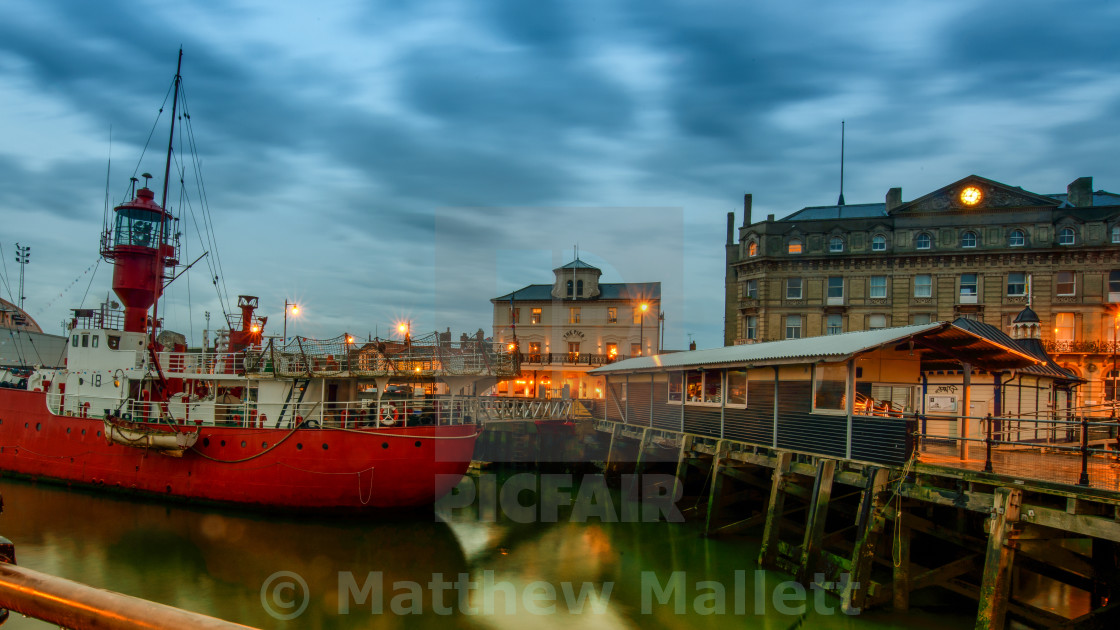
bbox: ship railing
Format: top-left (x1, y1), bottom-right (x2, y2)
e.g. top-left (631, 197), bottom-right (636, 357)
top-left (153, 351), bottom-right (248, 376)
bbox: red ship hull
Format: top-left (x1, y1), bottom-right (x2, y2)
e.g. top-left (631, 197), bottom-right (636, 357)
top-left (0, 389), bottom-right (479, 512)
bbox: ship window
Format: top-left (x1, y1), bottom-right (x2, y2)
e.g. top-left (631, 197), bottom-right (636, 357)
top-left (108, 336), bottom-right (120, 350)
top-left (82, 334), bottom-right (89, 348)
top-left (72, 335), bottom-right (79, 347)
top-left (92, 335), bottom-right (99, 348)
top-left (114, 207), bottom-right (167, 248)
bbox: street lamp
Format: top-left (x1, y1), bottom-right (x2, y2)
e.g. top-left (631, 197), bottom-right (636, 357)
top-left (15, 243), bottom-right (30, 311)
top-left (638, 302), bottom-right (649, 356)
top-left (283, 300), bottom-right (300, 342)
top-left (398, 321), bottom-right (411, 345)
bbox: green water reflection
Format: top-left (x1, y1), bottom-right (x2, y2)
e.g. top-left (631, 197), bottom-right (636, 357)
top-left (0, 475), bottom-right (973, 629)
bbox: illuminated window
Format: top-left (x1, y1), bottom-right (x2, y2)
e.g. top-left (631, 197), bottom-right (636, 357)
top-left (1059, 227), bottom-right (1075, 246)
top-left (630, 343), bottom-right (641, 356)
top-left (607, 307), bottom-right (617, 323)
top-left (1009, 229), bottom-right (1025, 247)
top-left (1056, 272), bottom-right (1075, 296)
top-left (605, 342), bottom-right (616, 357)
top-left (1007, 273), bottom-right (1026, 296)
top-left (529, 342), bottom-right (541, 354)
top-left (872, 234), bottom-right (886, 251)
top-left (870, 276), bottom-right (887, 299)
top-left (786, 315), bottom-right (802, 339)
top-left (1053, 313), bottom-right (1075, 342)
top-left (568, 341), bottom-right (581, 357)
top-left (531, 308), bottom-right (542, 324)
top-left (668, 372), bottom-right (683, 402)
top-left (813, 363), bottom-right (847, 413)
top-left (748, 241), bottom-right (759, 257)
top-left (829, 236), bottom-right (844, 253)
top-left (961, 231), bottom-right (977, 248)
top-left (786, 278), bottom-right (803, 300)
top-left (915, 233), bottom-right (931, 250)
top-left (788, 239), bottom-right (803, 255)
top-left (727, 370), bottom-right (747, 406)
top-left (914, 275), bottom-right (932, 298)
top-left (569, 307), bottom-right (581, 324)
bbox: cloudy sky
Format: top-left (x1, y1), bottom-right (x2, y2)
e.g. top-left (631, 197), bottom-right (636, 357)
top-left (1, 0), bottom-right (1118, 349)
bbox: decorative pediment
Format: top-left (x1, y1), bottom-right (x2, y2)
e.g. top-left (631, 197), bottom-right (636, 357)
top-left (890, 175), bottom-right (1060, 215)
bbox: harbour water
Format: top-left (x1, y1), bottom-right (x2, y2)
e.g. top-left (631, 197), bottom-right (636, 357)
top-left (0, 474), bottom-right (980, 629)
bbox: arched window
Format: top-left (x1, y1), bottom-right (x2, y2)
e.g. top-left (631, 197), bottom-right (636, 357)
top-left (915, 233), bottom-right (931, 250)
top-left (747, 241), bottom-right (758, 257)
top-left (829, 236), bottom-right (843, 253)
top-left (576, 280), bottom-right (584, 296)
top-left (961, 231), bottom-right (977, 248)
top-left (566, 280), bottom-right (573, 297)
top-left (1059, 227), bottom-right (1075, 246)
top-left (1009, 229), bottom-right (1025, 247)
top-left (788, 239), bottom-right (803, 254)
top-left (872, 234), bottom-right (886, 251)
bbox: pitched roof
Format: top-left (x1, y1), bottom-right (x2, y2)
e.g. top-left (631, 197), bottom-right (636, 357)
top-left (493, 282), bottom-right (661, 302)
top-left (780, 202), bottom-right (887, 221)
top-left (555, 259), bottom-right (600, 270)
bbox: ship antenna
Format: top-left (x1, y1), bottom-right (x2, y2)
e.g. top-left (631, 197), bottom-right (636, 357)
top-left (129, 177), bottom-right (138, 199)
top-left (837, 120), bottom-right (846, 207)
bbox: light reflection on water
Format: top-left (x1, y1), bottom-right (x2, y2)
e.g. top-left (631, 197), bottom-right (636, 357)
top-left (0, 476), bottom-right (975, 629)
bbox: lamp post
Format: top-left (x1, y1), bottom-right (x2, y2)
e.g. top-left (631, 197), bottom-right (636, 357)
top-left (283, 300), bottom-right (299, 342)
top-left (638, 302), bottom-right (649, 356)
top-left (398, 321), bottom-right (411, 345)
top-left (15, 243), bottom-right (30, 311)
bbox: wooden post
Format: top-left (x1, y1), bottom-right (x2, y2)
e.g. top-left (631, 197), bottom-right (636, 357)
top-left (671, 435), bottom-right (693, 505)
top-left (975, 487), bottom-right (1022, 630)
top-left (758, 451), bottom-right (793, 567)
top-left (843, 466), bottom-right (890, 613)
top-left (893, 522), bottom-right (911, 612)
top-left (959, 361), bottom-right (971, 460)
top-left (704, 440), bottom-right (728, 536)
top-left (604, 423), bottom-right (619, 473)
top-left (798, 458), bottom-right (836, 584)
top-left (627, 427), bottom-right (651, 494)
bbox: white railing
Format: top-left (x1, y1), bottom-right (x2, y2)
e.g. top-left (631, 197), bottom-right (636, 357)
top-left (465, 397), bottom-right (575, 422)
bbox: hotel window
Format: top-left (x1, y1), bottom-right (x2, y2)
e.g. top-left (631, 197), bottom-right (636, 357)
top-left (829, 236), bottom-right (844, 253)
top-left (788, 239), bottom-right (803, 255)
top-left (868, 314), bottom-right (886, 330)
top-left (607, 307), bottom-right (617, 323)
top-left (566, 280), bottom-right (573, 297)
top-left (1113, 225), bottom-right (1120, 244)
top-left (961, 231), bottom-right (977, 248)
top-left (633, 308), bottom-right (643, 324)
top-left (631, 343), bottom-right (641, 356)
top-left (872, 234), bottom-right (886, 251)
top-left (1006, 272), bottom-right (1026, 297)
top-left (870, 276), bottom-right (887, 299)
top-left (1009, 229), bottom-right (1025, 247)
top-left (914, 274), bottom-right (932, 298)
top-left (960, 273), bottom-right (978, 298)
top-left (1059, 227), bottom-right (1075, 246)
top-left (531, 308), bottom-right (542, 324)
top-left (786, 278), bottom-right (803, 300)
top-left (577, 280), bottom-right (584, 297)
top-left (509, 308), bottom-right (520, 324)
top-left (529, 342), bottom-right (541, 355)
top-left (727, 370), bottom-right (747, 406)
top-left (605, 342), bottom-right (617, 358)
top-left (748, 241), bottom-right (758, 257)
top-left (826, 313), bottom-right (842, 335)
top-left (568, 342), bottom-right (581, 357)
top-left (746, 316), bottom-right (757, 340)
top-left (1053, 313), bottom-right (1075, 342)
top-left (786, 314), bottom-right (802, 339)
top-left (915, 233), bottom-right (931, 250)
top-left (813, 362), bottom-right (847, 414)
top-left (746, 279), bottom-right (758, 299)
top-left (569, 307), bottom-right (581, 324)
top-left (912, 313), bottom-right (933, 325)
top-left (1110, 270), bottom-right (1120, 302)
top-left (1056, 272), bottom-right (1075, 296)
top-left (668, 372), bottom-right (683, 402)
top-left (827, 276), bottom-right (844, 300)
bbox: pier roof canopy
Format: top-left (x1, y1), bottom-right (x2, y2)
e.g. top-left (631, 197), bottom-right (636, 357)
top-left (591, 320), bottom-right (1043, 375)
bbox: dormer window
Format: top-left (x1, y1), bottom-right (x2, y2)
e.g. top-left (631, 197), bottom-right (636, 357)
top-left (576, 280), bottom-right (584, 297)
top-left (566, 280), bottom-right (573, 297)
top-left (788, 239), bottom-right (803, 255)
top-left (961, 231), bottom-right (978, 248)
top-left (1059, 227), bottom-right (1075, 246)
top-left (748, 241), bottom-right (759, 257)
top-left (915, 233), bottom-right (931, 250)
top-left (1009, 229), bottom-right (1025, 247)
top-left (871, 234), bottom-right (886, 251)
top-left (829, 236), bottom-right (843, 253)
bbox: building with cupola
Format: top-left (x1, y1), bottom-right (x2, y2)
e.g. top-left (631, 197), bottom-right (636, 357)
top-left (725, 174), bottom-right (1120, 412)
top-left (492, 258), bottom-right (660, 399)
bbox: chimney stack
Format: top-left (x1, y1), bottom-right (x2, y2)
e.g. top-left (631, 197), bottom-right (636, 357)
top-left (885, 187), bottom-right (902, 212)
top-left (726, 212), bottom-right (735, 245)
top-left (767, 214), bottom-right (775, 222)
top-left (1067, 177), bottom-right (1093, 207)
top-left (743, 194), bottom-right (752, 227)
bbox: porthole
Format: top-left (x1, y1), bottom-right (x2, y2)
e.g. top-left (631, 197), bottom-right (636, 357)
top-left (66, 427), bottom-right (71, 434)
top-left (322, 443), bottom-right (329, 450)
top-left (81, 429), bottom-right (86, 436)
top-left (97, 431), bottom-right (101, 437)
top-left (382, 442), bottom-right (389, 449)
top-left (414, 441), bottom-right (422, 448)
top-left (220, 440), bottom-right (226, 447)
top-left (261, 442), bottom-right (268, 448)
top-left (203, 437), bottom-right (210, 447)
top-left (296, 443), bottom-right (303, 450)
top-left (241, 441), bottom-right (247, 448)
top-left (35, 423), bottom-right (41, 431)
top-left (23, 423), bottom-right (28, 429)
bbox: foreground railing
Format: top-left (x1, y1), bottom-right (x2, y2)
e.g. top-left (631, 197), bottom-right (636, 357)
top-left (465, 397), bottom-right (576, 422)
top-left (0, 560), bottom-right (253, 629)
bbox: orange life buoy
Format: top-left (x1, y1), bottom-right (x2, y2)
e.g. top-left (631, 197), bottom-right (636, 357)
top-left (380, 404), bottom-right (399, 426)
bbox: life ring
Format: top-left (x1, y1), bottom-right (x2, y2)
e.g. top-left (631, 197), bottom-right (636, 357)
top-left (258, 414), bottom-right (267, 428)
top-left (380, 404), bottom-right (399, 426)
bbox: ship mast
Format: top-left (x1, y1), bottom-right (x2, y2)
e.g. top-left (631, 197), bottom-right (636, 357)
top-left (150, 48), bottom-right (183, 351)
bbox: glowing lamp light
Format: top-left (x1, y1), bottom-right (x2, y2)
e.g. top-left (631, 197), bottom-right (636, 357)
top-left (960, 186), bottom-right (983, 206)
top-left (250, 325), bottom-right (260, 333)
top-left (346, 335), bottom-right (355, 344)
top-left (508, 343), bottom-right (516, 351)
top-left (291, 305), bottom-right (299, 315)
top-left (640, 303), bottom-right (649, 312)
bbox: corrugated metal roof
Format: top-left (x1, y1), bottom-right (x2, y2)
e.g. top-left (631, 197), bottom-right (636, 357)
top-left (780, 203), bottom-right (887, 222)
top-left (591, 323), bottom-right (946, 373)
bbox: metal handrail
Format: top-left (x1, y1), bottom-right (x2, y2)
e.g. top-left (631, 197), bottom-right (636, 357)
top-left (0, 562), bottom-right (255, 630)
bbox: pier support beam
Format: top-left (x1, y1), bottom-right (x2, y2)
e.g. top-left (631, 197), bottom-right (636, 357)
top-left (843, 466), bottom-right (890, 613)
top-left (798, 458), bottom-right (836, 585)
top-left (975, 487), bottom-right (1022, 630)
top-left (627, 428), bottom-right (651, 494)
top-left (671, 435), bottom-right (694, 504)
top-left (604, 424), bottom-right (619, 473)
top-left (758, 451), bottom-right (792, 567)
top-left (893, 522), bottom-right (911, 612)
top-left (704, 441), bottom-right (728, 535)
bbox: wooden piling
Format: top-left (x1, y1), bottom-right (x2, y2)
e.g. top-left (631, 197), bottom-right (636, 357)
top-left (843, 466), bottom-right (890, 613)
top-left (798, 458), bottom-right (836, 584)
top-left (758, 451), bottom-right (792, 567)
top-left (893, 522), bottom-right (911, 612)
top-left (671, 435), bottom-right (693, 504)
top-left (975, 487), bottom-right (1022, 630)
top-left (703, 441), bottom-right (728, 535)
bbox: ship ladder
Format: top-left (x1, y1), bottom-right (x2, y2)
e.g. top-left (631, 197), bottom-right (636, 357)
top-left (275, 378), bottom-right (311, 428)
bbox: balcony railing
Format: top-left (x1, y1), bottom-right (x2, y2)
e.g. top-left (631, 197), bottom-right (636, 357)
top-left (1042, 339), bottom-right (1120, 354)
top-left (517, 352), bottom-right (632, 367)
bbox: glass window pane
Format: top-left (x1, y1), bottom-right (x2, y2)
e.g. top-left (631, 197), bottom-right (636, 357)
top-left (814, 363), bottom-right (847, 411)
top-left (668, 373), bottom-right (683, 402)
top-left (703, 373), bottom-right (722, 403)
top-left (727, 370), bottom-right (747, 405)
top-left (686, 371), bottom-right (703, 402)
top-left (915, 274), bottom-right (932, 297)
top-left (1057, 272), bottom-right (1075, 296)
